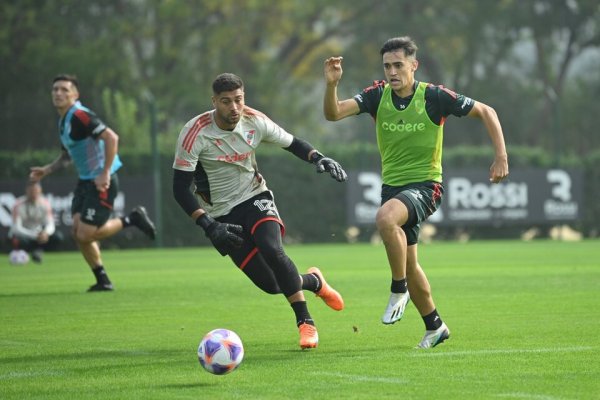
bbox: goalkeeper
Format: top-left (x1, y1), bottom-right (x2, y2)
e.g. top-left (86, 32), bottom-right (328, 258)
top-left (172, 73), bottom-right (346, 350)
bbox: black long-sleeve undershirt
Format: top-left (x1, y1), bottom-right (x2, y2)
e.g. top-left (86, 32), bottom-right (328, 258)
top-left (172, 169), bottom-right (199, 216)
top-left (283, 137), bottom-right (316, 162)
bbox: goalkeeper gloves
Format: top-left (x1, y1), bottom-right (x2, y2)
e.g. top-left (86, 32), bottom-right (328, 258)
top-left (310, 151), bottom-right (347, 182)
top-left (196, 214), bottom-right (244, 256)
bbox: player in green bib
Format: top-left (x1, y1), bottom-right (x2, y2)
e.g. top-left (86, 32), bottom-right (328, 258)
top-left (323, 36), bottom-right (509, 348)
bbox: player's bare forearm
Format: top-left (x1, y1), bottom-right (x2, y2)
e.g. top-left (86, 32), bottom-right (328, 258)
top-left (99, 128), bottom-right (119, 175)
top-left (323, 84), bottom-right (341, 121)
top-left (93, 129), bottom-right (118, 191)
top-left (482, 108), bottom-right (508, 177)
top-left (30, 151), bottom-right (71, 181)
top-left (191, 209), bottom-right (206, 220)
top-left (47, 151), bottom-right (72, 173)
top-left (470, 102), bottom-right (509, 182)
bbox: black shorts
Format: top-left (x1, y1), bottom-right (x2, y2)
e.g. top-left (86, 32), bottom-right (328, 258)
top-left (71, 174), bottom-right (119, 227)
top-left (381, 181), bottom-right (444, 245)
top-left (216, 191), bottom-right (284, 269)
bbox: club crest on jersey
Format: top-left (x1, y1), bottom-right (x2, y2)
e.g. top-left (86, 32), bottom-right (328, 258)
top-left (244, 129), bottom-right (256, 145)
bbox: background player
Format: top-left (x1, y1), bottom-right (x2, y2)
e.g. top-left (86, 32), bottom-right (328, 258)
top-left (30, 74), bottom-right (157, 291)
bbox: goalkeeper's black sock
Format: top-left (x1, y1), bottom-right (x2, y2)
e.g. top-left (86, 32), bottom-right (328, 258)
top-left (290, 301), bottom-right (314, 326)
top-left (423, 309), bottom-right (443, 330)
top-left (301, 273), bottom-right (320, 292)
top-left (391, 278), bottom-right (408, 294)
top-left (92, 265), bottom-right (111, 285)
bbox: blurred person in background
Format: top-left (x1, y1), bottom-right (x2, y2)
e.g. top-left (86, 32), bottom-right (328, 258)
top-left (172, 73), bottom-right (346, 349)
top-left (29, 74), bottom-right (157, 292)
top-left (8, 181), bottom-right (64, 263)
top-left (323, 36), bottom-right (509, 348)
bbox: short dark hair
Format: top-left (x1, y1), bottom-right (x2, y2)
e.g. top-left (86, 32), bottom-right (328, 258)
top-left (380, 36), bottom-right (418, 58)
top-left (53, 74), bottom-right (79, 91)
top-left (212, 73), bottom-right (244, 95)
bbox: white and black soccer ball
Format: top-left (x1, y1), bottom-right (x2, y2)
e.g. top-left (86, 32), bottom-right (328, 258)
top-left (197, 328), bottom-right (244, 375)
top-left (9, 250), bottom-right (30, 265)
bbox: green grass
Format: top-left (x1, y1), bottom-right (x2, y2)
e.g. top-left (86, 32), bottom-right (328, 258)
top-left (1, 240), bottom-right (599, 399)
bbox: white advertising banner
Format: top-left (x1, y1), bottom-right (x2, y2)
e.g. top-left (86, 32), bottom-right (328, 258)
top-left (347, 169), bottom-right (583, 226)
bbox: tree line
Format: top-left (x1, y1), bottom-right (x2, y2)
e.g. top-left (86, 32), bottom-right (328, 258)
top-left (1, 0), bottom-right (599, 164)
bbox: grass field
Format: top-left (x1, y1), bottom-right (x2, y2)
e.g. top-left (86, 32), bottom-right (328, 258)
top-left (1, 240), bottom-right (599, 399)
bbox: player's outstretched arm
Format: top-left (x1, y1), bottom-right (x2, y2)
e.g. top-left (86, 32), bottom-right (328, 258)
top-left (29, 150), bottom-right (71, 182)
top-left (283, 137), bottom-right (347, 182)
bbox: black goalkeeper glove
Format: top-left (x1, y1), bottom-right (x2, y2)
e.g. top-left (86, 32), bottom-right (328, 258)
top-left (310, 151), bottom-right (348, 182)
top-left (196, 214), bottom-right (244, 256)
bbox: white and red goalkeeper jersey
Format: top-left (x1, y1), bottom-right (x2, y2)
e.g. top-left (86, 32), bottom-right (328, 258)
top-left (173, 106), bottom-right (294, 217)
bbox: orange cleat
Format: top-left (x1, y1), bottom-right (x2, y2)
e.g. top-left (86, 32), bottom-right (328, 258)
top-left (307, 267), bottom-right (344, 311)
top-left (298, 323), bottom-right (319, 349)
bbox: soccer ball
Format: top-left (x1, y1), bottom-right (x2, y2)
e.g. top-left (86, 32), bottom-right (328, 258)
top-left (9, 250), bottom-right (30, 265)
top-left (197, 328), bottom-right (244, 375)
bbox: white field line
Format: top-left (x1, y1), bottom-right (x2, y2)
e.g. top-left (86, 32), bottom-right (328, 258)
top-left (408, 346), bottom-right (595, 357)
top-left (312, 371), bottom-right (408, 384)
top-left (494, 393), bottom-right (564, 400)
